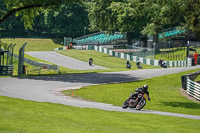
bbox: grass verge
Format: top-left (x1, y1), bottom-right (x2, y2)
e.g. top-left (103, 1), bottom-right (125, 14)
top-left (63, 69), bottom-right (200, 116)
top-left (0, 96), bottom-right (199, 133)
top-left (58, 50), bottom-right (159, 70)
top-left (0, 38), bottom-right (62, 54)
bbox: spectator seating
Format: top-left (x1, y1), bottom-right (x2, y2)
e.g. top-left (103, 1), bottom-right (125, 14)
top-left (159, 28), bottom-right (186, 39)
top-left (73, 32), bottom-right (126, 45)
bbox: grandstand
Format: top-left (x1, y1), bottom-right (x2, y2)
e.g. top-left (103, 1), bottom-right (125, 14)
top-left (159, 28), bottom-right (186, 39)
top-left (73, 32), bottom-right (126, 45)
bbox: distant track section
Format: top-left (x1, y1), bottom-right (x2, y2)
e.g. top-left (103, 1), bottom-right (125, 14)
top-left (26, 51), bottom-right (107, 70)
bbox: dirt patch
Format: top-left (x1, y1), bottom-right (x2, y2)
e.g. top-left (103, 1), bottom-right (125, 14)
top-left (180, 89), bottom-right (200, 103)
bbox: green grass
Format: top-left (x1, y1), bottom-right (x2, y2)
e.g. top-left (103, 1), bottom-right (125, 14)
top-left (1, 38), bottom-right (160, 75)
top-left (0, 54), bottom-right (57, 77)
top-left (194, 75), bottom-right (200, 82)
top-left (63, 69), bottom-right (200, 116)
top-left (1, 96), bottom-right (200, 133)
top-left (0, 38), bottom-right (63, 76)
top-left (0, 38), bottom-right (62, 54)
top-left (58, 50), bottom-right (159, 70)
top-left (156, 46), bottom-right (200, 61)
top-left (1, 48), bottom-right (157, 76)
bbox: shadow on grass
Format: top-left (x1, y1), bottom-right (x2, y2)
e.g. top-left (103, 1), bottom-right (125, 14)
top-left (51, 38), bottom-right (63, 46)
top-left (162, 102), bottom-right (200, 109)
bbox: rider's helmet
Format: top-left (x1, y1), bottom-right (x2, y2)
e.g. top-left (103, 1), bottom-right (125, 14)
top-left (143, 85), bottom-right (148, 91)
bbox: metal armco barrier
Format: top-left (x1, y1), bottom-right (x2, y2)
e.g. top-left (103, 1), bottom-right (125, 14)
top-left (0, 65), bottom-right (13, 75)
top-left (13, 54), bottom-right (59, 73)
top-left (187, 78), bottom-right (200, 100)
top-left (181, 71), bottom-right (200, 101)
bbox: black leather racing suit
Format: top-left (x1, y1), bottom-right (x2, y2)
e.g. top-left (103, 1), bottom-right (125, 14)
top-left (130, 87), bottom-right (150, 100)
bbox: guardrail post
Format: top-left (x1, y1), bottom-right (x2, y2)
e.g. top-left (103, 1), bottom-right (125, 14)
top-left (181, 75), bottom-right (188, 90)
top-left (18, 42), bottom-right (27, 75)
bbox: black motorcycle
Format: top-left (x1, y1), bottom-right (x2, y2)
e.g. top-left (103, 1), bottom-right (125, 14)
top-left (136, 62), bottom-right (143, 69)
top-left (126, 63), bottom-right (132, 69)
top-left (89, 60), bottom-right (93, 66)
top-left (122, 93), bottom-right (148, 110)
top-left (89, 58), bottom-right (93, 66)
top-left (159, 59), bottom-right (167, 68)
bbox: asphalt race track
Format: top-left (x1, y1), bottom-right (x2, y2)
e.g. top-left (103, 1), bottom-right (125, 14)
top-left (1, 65), bottom-right (200, 120)
top-left (26, 51), bottom-right (107, 70)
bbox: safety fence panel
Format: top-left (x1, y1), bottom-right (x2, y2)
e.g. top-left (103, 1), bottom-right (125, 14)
top-left (54, 45), bottom-right (191, 67)
top-left (187, 78), bottom-right (200, 100)
top-left (13, 54), bottom-right (59, 73)
top-left (94, 46), bottom-right (190, 67)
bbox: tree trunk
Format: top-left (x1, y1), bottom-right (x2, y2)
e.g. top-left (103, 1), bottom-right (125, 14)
top-left (140, 34), bottom-right (148, 47)
top-left (127, 32), bottom-right (132, 45)
top-left (153, 31), bottom-right (159, 43)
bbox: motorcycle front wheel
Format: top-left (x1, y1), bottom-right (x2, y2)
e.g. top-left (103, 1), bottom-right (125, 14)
top-left (136, 98), bottom-right (146, 110)
top-left (122, 100), bottom-right (129, 109)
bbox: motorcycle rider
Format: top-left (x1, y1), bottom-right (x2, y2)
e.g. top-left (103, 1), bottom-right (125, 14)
top-left (88, 57), bottom-right (93, 66)
top-left (129, 85), bottom-right (151, 101)
top-left (158, 58), bottom-right (167, 68)
top-left (136, 60), bottom-right (143, 69)
top-left (126, 60), bottom-right (131, 68)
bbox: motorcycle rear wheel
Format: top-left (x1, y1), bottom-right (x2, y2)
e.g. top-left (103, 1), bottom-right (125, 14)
top-left (136, 99), bottom-right (146, 110)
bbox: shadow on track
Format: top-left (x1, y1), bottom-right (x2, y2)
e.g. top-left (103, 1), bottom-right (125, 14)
top-left (15, 73), bottom-right (140, 84)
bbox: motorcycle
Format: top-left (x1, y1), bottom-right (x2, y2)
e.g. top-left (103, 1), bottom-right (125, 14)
top-left (89, 59), bottom-right (93, 66)
top-left (136, 62), bottom-right (143, 69)
top-left (126, 63), bottom-right (132, 69)
top-left (159, 59), bottom-right (167, 68)
top-left (122, 93), bottom-right (148, 110)
top-left (89, 60), bottom-right (92, 66)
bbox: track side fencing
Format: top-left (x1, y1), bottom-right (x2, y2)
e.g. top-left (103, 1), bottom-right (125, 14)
top-left (181, 71), bottom-right (200, 101)
top-left (187, 78), bottom-right (200, 100)
top-left (94, 46), bottom-right (191, 67)
top-left (13, 54), bottom-right (59, 74)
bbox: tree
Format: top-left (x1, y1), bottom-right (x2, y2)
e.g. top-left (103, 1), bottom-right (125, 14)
top-left (87, 0), bottom-right (185, 44)
top-left (0, 0), bottom-right (81, 29)
top-left (109, 1), bottom-right (148, 45)
top-left (44, 3), bottom-right (89, 38)
top-left (87, 0), bottom-right (143, 45)
top-left (141, 0), bottom-right (183, 42)
top-left (87, 0), bottom-right (118, 32)
top-left (181, 0), bottom-right (200, 38)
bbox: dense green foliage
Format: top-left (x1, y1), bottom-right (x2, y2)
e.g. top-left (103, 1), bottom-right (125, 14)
top-left (44, 3), bottom-right (89, 38)
top-left (0, 0), bottom-right (89, 38)
top-left (87, 0), bottom-right (200, 42)
top-left (0, 0), bottom-right (80, 29)
top-left (182, 0), bottom-right (200, 38)
top-left (1, 0), bottom-right (200, 40)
